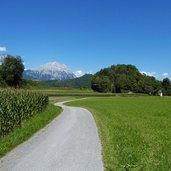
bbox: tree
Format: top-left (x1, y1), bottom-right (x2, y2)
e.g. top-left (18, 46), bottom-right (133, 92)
top-left (0, 55), bottom-right (24, 87)
top-left (162, 78), bottom-right (171, 96)
top-left (91, 76), bottom-right (109, 92)
top-left (0, 74), bottom-right (6, 87)
top-left (91, 64), bottom-right (162, 95)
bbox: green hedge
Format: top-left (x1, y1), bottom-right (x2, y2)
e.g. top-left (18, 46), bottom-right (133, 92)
top-left (0, 90), bottom-right (48, 136)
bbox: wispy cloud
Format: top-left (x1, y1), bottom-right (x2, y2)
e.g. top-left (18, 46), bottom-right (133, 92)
top-left (74, 70), bottom-right (85, 77)
top-left (162, 73), bottom-right (169, 78)
top-left (0, 47), bottom-right (6, 52)
top-left (141, 71), bottom-right (156, 77)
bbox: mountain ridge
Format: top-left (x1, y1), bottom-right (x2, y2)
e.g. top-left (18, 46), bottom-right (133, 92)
top-left (38, 74), bottom-right (93, 88)
top-left (23, 62), bottom-right (76, 81)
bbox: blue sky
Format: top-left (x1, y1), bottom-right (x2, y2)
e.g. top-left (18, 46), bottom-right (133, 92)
top-left (0, 0), bottom-right (171, 79)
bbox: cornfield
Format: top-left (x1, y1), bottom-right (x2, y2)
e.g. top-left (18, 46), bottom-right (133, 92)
top-left (0, 90), bottom-right (48, 136)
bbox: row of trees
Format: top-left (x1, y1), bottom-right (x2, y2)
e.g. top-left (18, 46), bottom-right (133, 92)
top-left (91, 64), bottom-right (171, 95)
top-left (0, 55), bottom-right (24, 87)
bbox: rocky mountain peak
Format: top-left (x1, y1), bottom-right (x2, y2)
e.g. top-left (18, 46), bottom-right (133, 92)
top-left (23, 61), bottom-right (76, 81)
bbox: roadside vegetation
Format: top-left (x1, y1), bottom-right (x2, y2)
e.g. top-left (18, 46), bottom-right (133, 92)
top-left (0, 89), bottom-right (62, 157)
top-left (67, 97), bottom-right (171, 171)
top-left (0, 90), bottom-right (48, 136)
top-left (0, 105), bottom-right (62, 157)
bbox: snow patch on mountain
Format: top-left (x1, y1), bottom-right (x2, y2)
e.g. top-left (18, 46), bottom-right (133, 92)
top-left (74, 70), bottom-right (85, 78)
top-left (23, 62), bottom-right (76, 81)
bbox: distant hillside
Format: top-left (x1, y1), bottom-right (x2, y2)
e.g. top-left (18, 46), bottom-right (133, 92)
top-left (39, 74), bottom-right (93, 88)
top-left (92, 64), bottom-right (162, 95)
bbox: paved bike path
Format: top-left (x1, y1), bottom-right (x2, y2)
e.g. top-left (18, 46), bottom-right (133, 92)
top-left (0, 100), bottom-right (104, 171)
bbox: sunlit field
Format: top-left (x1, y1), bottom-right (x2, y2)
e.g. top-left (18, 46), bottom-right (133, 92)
top-left (67, 97), bottom-right (171, 171)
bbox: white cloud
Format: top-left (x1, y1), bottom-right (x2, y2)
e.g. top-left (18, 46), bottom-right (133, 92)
top-left (162, 73), bottom-right (169, 78)
top-left (0, 47), bottom-right (6, 52)
top-left (74, 70), bottom-right (85, 77)
top-left (141, 71), bottom-right (156, 77)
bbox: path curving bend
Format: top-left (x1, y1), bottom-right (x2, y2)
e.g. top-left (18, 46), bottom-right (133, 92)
top-left (0, 100), bottom-right (104, 171)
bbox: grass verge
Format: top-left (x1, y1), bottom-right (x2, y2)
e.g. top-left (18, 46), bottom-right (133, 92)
top-left (67, 97), bottom-right (171, 171)
top-left (0, 105), bottom-right (62, 157)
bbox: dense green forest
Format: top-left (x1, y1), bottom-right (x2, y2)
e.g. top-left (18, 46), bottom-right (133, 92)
top-left (39, 74), bottom-right (93, 89)
top-left (91, 64), bottom-right (171, 95)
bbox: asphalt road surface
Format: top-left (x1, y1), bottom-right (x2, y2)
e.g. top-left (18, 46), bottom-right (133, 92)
top-left (0, 100), bottom-right (104, 171)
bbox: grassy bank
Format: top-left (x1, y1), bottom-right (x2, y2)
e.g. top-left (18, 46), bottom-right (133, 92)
top-left (0, 105), bottom-right (62, 157)
top-left (67, 97), bottom-right (171, 171)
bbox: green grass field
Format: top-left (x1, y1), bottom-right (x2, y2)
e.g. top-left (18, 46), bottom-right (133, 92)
top-left (67, 97), bottom-right (171, 171)
top-left (31, 88), bottom-right (148, 97)
top-left (35, 88), bottom-right (112, 96)
top-left (31, 88), bottom-right (96, 96)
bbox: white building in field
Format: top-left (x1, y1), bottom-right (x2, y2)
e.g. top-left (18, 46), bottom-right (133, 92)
top-left (159, 90), bottom-right (163, 97)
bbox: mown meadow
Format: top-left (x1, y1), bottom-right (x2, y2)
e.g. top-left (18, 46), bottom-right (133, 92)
top-left (67, 97), bottom-right (171, 171)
